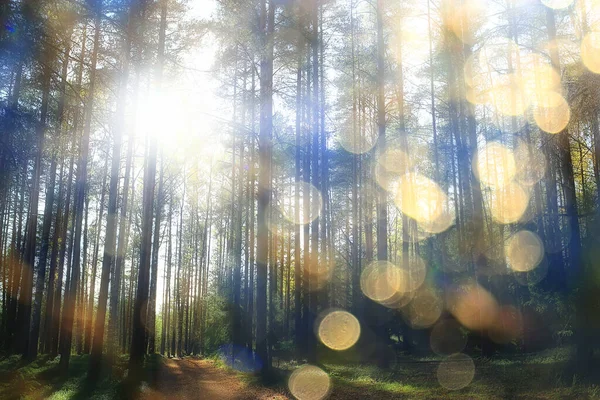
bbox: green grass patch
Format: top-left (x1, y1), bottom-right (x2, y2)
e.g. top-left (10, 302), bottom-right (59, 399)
top-left (316, 349), bottom-right (600, 399)
top-left (0, 353), bottom-right (164, 400)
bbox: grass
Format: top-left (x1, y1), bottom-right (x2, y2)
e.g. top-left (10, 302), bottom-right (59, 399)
top-left (260, 347), bottom-right (600, 399)
top-left (2, 347), bottom-right (599, 399)
top-left (317, 348), bottom-right (600, 399)
top-left (0, 353), bottom-right (164, 400)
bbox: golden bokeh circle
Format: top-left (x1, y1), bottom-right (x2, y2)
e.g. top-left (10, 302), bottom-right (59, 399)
top-left (447, 282), bottom-right (498, 331)
top-left (582, 32), bottom-right (600, 74)
top-left (337, 129), bottom-right (378, 155)
top-left (278, 181), bottom-right (323, 225)
top-left (473, 142), bottom-right (516, 189)
top-left (437, 353), bottom-right (476, 390)
top-left (489, 74), bottom-right (530, 117)
top-left (514, 141), bottom-right (547, 186)
top-left (403, 289), bottom-right (443, 329)
top-left (394, 173), bottom-right (447, 224)
top-left (532, 91), bottom-right (571, 134)
top-left (505, 230), bottom-right (544, 272)
top-left (360, 261), bottom-right (406, 304)
top-left (490, 182), bottom-right (530, 224)
top-left (317, 310), bottom-right (361, 351)
top-left (288, 365), bottom-right (331, 400)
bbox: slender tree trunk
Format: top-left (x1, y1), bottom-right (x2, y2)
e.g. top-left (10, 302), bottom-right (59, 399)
top-left (129, 0), bottom-right (166, 375)
top-left (20, 46), bottom-right (53, 358)
top-left (89, 9), bottom-right (134, 375)
top-left (148, 152), bottom-right (165, 354)
top-left (60, 7), bottom-right (101, 373)
top-left (256, 0), bottom-right (275, 376)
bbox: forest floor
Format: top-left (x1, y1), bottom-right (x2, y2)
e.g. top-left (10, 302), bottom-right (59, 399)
top-left (139, 357), bottom-right (286, 400)
top-left (0, 354), bottom-right (288, 400)
top-left (1, 348), bottom-right (599, 399)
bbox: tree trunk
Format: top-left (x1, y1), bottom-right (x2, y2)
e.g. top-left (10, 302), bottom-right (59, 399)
top-left (20, 45), bottom-right (53, 358)
top-left (60, 6), bottom-right (102, 373)
top-left (256, 0), bottom-right (274, 376)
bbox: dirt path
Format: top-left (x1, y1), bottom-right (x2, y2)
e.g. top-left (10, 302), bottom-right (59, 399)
top-left (139, 358), bottom-right (288, 400)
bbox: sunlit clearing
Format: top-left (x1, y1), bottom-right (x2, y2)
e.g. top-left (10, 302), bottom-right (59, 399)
top-left (532, 91), bottom-right (571, 134)
top-left (506, 230), bottom-right (544, 272)
top-left (447, 282), bottom-right (499, 331)
top-left (278, 181), bottom-right (323, 225)
top-left (541, 0), bottom-right (575, 8)
top-left (430, 319), bottom-right (467, 356)
top-left (490, 182), bottom-right (530, 224)
top-left (514, 141), bottom-right (547, 186)
top-left (581, 31), bottom-right (600, 73)
top-left (336, 128), bottom-right (378, 154)
top-left (317, 310), bottom-right (361, 351)
top-left (437, 353), bottom-right (476, 390)
top-left (403, 288), bottom-right (443, 329)
top-left (360, 261), bottom-right (405, 304)
top-left (288, 365), bottom-right (331, 400)
top-left (489, 306), bottom-right (523, 344)
top-left (473, 142), bottom-right (516, 189)
top-left (394, 173), bottom-right (447, 225)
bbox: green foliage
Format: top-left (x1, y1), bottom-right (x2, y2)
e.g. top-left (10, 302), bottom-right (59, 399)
top-left (202, 294), bottom-right (231, 355)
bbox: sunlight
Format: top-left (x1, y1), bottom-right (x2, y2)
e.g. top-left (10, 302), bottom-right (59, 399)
top-left (136, 88), bottom-right (186, 142)
top-left (541, 0), bottom-right (575, 8)
top-left (7, 0), bottom-right (600, 394)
